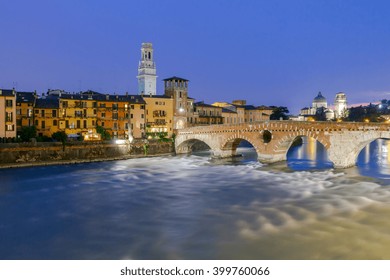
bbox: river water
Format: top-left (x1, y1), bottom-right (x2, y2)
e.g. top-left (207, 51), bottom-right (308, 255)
top-left (1, 138), bottom-right (390, 260)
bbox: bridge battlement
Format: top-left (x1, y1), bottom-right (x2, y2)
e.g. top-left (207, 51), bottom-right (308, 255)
top-left (175, 121), bottom-right (390, 168)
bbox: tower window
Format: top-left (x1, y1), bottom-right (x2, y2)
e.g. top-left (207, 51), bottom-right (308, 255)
top-left (148, 52), bottom-right (151, 59)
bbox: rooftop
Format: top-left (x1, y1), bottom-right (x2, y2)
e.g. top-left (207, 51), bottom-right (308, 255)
top-left (0, 89), bottom-right (15, 96)
top-left (16, 91), bottom-right (36, 103)
top-left (163, 76), bottom-right (189, 82)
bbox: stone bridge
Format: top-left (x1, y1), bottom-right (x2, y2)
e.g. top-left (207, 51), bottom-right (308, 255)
top-left (175, 121), bottom-right (390, 168)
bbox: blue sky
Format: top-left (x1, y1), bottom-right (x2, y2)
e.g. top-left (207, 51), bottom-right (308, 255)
top-left (1, 0), bottom-right (390, 114)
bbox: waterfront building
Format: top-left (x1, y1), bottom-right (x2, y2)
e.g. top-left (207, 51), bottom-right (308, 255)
top-left (56, 91), bottom-right (99, 139)
top-left (93, 92), bottom-right (145, 139)
top-left (34, 96), bottom-right (60, 137)
top-left (212, 100), bottom-right (272, 123)
top-left (191, 102), bottom-right (223, 125)
top-left (16, 91), bottom-right (37, 135)
top-left (143, 94), bottom-right (174, 138)
top-left (163, 76), bottom-right (194, 129)
top-left (137, 43), bottom-right (157, 96)
top-left (221, 107), bottom-right (238, 124)
top-left (0, 89), bottom-right (17, 138)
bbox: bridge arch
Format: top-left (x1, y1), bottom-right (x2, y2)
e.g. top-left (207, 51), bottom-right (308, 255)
top-left (175, 138), bottom-right (214, 155)
top-left (271, 132), bottom-right (330, 163)
top-left (355, 136), bottom-right (390, 165)
top-left (221, 134), bottom-right (262, 158)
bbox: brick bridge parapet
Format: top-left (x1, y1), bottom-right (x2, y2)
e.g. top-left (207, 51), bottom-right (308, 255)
top-left (175, 121), bottom-right (390, 168)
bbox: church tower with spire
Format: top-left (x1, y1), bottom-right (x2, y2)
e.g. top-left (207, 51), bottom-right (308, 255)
top-left (137, 43), bottom-right (157, 95)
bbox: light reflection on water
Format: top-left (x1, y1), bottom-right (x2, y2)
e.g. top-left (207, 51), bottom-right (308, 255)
top-left (0, 139), bottom-right (389, 259)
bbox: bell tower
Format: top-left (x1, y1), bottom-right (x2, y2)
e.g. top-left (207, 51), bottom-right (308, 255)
top-left (137, 43), bottom-right (157, 95)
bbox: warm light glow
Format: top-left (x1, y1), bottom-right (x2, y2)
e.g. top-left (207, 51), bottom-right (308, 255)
top-left (115, 139), bottom-right (126, 144)
top-left (364, 119), bottom-right (370, 123)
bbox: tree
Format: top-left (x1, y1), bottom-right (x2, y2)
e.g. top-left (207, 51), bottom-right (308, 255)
top-left (270, 106), bottom-right (289, 120)
top-left (20, 126), bottom-right (37, 142)
top-left (96, 125), bottom-right (111, 140)
top-left (347, 106), bottom-right (366, 122)
top-left (52, 131), bottom-right (67, 151)
top-left (314, 107), bottom-right (327, 121)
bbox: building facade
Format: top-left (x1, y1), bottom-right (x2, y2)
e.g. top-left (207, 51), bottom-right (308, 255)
top-left (16, 91), bottom-right (36, 134)
top-left (334, 92), bottom-right (348, 119)
top-left (0, 89), bottom-right (17, 138)
top-left (163, 76), bottom-right (194, 129)
top-left (192, 102), bottom-right (223, 125)
top-left (143, 95), bottom-right (174, 138)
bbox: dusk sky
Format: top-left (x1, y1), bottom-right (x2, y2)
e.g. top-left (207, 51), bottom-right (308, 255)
top-left (1, 0), bottom-right (390, 114)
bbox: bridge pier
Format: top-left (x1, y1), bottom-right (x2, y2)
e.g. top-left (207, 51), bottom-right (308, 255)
top-left (212, 149), bottom-right (235, 158)
top-left (258, 153), bottom-right (286, 164)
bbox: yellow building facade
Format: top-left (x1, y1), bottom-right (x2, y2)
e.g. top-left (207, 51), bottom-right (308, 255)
top-left (16, 91), bottom-right (36, 134)
top-left (143, 95), bottom-right (174, 138)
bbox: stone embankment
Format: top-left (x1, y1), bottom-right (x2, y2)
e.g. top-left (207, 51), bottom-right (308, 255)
top-left (0, 139), bottom-right (174, 168)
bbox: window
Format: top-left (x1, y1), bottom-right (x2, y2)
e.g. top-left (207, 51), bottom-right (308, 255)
top-left (61, 101), bottom-right (68, 108)
top-left (155, 101), bottom-right (158, 105)
top-left (112, 103), bottom-right (118, 110)
top-left (6, 124), bottom-right (14, 131)
top-left (6, 100), bottom-right (13, 107)
top-left (101, 112), bottom-right (106, 118)
top-left (113, 122), bottom-right (118, 129)
top-left (131, 105), bottom-right (134, 109)
top-left (113, 112), bottom-right (118, 120)
top-left (141, 105), bottom-right (145, 109)
top-left (66, 120), bottom-right (69, 128)
top-left (27, 109), bottom-right (32, 117)
top-left (53, 120), bottom-right (58, 126)
top-left (83, 120), bottom-right (87, 128)
top-left (101, 122), bottom-right (105, 127)
top-left (41, 110), bottom-right (45, 117)
top-left (77, 120), bottom-right (81, 128)
top-left (130, 114), bottom-right (133, 119)
top-left (35, 120), bottom-right (38, 126)
top-left (16, 109), bottom-right (21, 115)
top-left (52, 110), bottom-right (57, 117)
top-left (6, 112), bottom-right (13, 122)
top-left (100, 103), bottom-right (106, 108)
top-left (75, 111), bottom-right (82, 117)
top-left (92, 120), bottom-right (95, 126)
top-left (35, 110), bottom-right (39, 114)
top-left (93, 109), bottom-right (97, 115)
top-left (41, 121), bottom-right (45, 129)
top-left (141, 114), bottom-right (144, 119)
